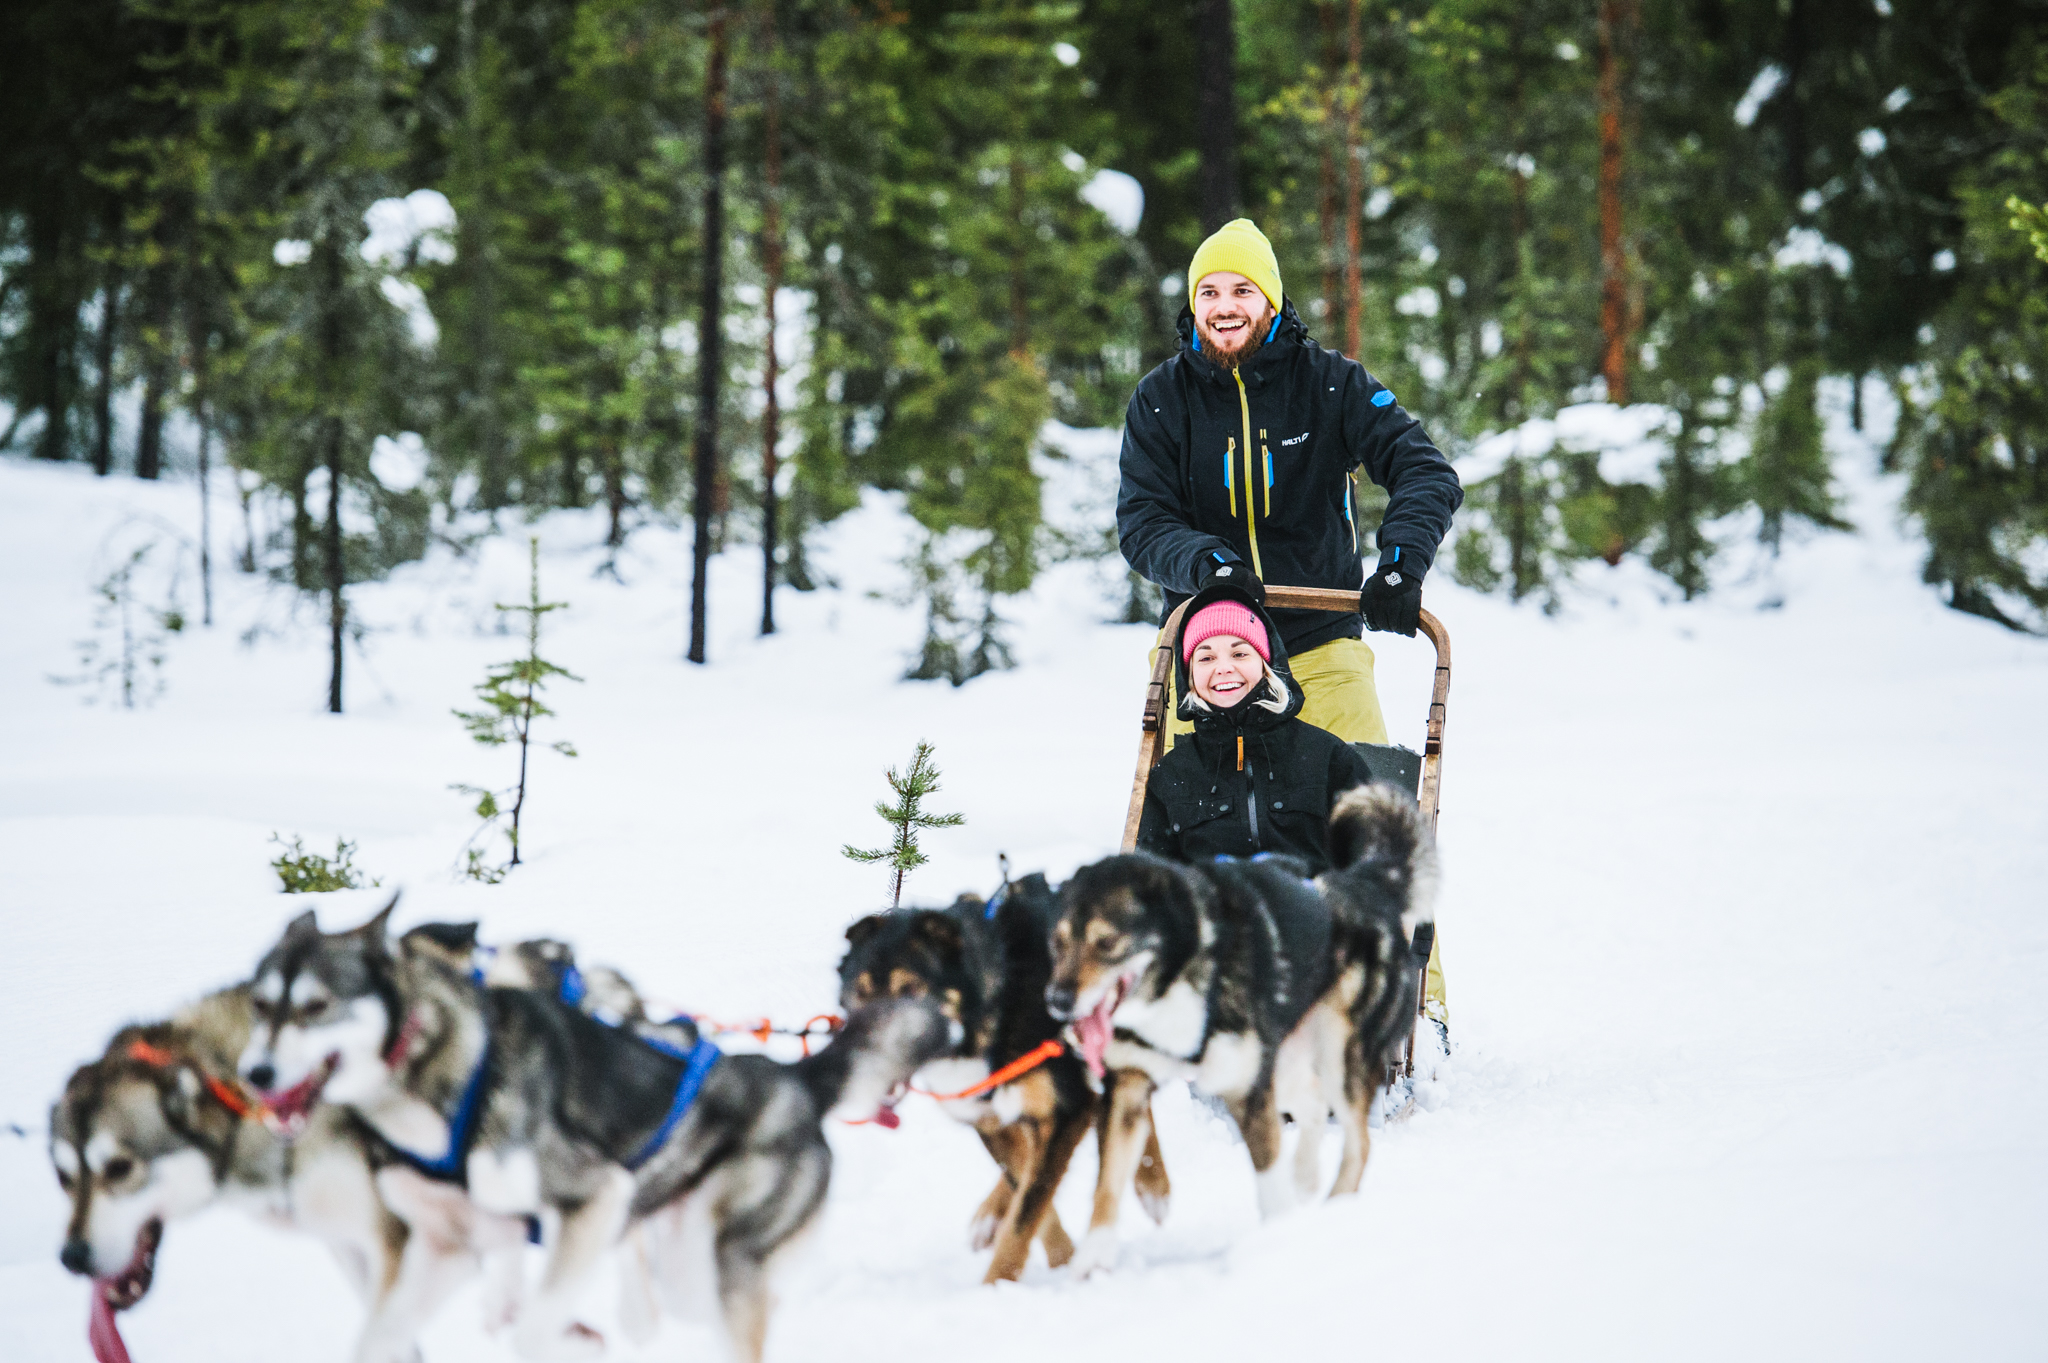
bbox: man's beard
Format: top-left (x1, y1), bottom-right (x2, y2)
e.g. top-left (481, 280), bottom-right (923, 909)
top-left (1202, 313), bottom-right (1271, 371)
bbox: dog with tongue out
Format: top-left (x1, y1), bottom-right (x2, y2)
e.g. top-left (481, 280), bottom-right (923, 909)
top-left (1045, 784), bottom-right (1438, 1278)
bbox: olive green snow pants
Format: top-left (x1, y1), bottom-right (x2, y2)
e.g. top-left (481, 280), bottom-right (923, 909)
top-left (1157, 633), bottom-right (1449, 1025)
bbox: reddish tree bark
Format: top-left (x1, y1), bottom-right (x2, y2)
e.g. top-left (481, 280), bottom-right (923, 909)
top-left (1597, 0), bottom-right (1635, 404)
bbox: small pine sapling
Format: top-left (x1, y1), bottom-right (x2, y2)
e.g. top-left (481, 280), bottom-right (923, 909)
top-left (270, 834), bottom-right (381, 893)
top-left (50, 542), bottom-right (186, 708)
top-left (452, 538), bottom-right (580, 878)
top-left (842, 740), bottom-right (966, 908)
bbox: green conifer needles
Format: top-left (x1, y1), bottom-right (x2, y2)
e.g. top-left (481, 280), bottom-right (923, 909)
top-left (843, 741), bottom-right (965, 909)
top-left (452, 538), bottom-right (579, 878)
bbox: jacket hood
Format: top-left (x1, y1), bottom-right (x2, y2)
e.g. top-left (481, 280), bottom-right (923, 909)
top-left (1174, 298), bottom-right (1313, 383)
top-left (1169, 583), bottom-right (1305, 733)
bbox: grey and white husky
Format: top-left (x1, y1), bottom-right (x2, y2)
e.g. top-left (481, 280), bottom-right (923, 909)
top-left (238, 903), bottom-right (951, 1362)
top-left (1044, 785), bottom-right (1437, 1274)
top-left (46, 984), bottom-right (511, 1363)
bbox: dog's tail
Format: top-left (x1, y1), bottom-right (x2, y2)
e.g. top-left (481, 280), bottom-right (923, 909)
top-left (1328, 783), bottom-right (1439, 948)
top-left (1325, 786), bottom-right (1440, 1068)
top-left (795, 997), bottom-right (953, 1122)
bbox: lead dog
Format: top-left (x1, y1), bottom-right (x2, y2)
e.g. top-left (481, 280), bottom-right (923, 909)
top-left (47, 984), bottom-right (509, 1363)
top-left (838, 875), bottom-right (1171, 1282)
top-left (239, 904), bottom-right (949, 1361)
top-left (1045, 786), bottom-right (1436, 1273)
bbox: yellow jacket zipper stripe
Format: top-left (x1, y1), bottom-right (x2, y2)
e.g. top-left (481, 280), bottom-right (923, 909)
top-left (1233, 371), bottom-right (1262, 575)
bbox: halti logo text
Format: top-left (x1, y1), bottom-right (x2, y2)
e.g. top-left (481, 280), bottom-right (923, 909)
top-left (1280, 432), bottom-right (1309, 447)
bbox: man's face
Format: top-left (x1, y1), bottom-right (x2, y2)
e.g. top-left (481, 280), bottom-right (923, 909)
top-left (1193, 271), bottom-right (1274, 362)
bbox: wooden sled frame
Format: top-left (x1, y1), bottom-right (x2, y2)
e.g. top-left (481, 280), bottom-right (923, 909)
top-left (1119, 585), bottom-right (1451, 1077)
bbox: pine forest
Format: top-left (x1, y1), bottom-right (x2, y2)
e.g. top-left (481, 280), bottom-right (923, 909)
top-left (5, 0), bottom-right (2045, 707)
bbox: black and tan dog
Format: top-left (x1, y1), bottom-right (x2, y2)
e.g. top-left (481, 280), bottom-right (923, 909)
top-left (839, 874), bottom-right (1170, 1282)
top-left (1046, 786), bottom-right (1436, 1274)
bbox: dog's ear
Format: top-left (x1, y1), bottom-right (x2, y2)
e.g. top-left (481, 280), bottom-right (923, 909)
top-left (285, 908), bottom-right (320, 938)
top-left (405, 921), bottom-right (479, 955)
top-left (843, 915), bottom-right (885, 952)
top-left (913, 913), bottom-right (964, 955)
top-left (351, 890), bottom-right (401, 953)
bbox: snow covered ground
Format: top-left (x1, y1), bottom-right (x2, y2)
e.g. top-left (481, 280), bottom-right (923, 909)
top-left (2, 387), bottom-right (2045, 1362)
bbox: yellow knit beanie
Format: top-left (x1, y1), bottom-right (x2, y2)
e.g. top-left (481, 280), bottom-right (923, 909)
top-left (1188, 218), bottom-right (1283, 314)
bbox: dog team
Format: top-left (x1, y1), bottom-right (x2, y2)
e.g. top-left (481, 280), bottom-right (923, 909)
top-left (49, 587), bottom-right (1441, 1363)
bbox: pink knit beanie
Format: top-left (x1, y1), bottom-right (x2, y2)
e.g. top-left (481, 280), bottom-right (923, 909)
top-left (1182, 601), bottom-right (1270, 664)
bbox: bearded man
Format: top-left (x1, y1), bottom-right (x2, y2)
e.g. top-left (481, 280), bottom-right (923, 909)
top-left (1116, 217), bottom-right (1462, 1022)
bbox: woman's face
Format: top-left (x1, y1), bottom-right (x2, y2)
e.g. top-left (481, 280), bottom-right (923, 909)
top-left (1189, 634), bottom-right (1265, 708)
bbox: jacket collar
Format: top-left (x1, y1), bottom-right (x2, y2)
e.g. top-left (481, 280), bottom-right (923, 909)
top-left (1174, 298), bottom-right (1311, 384)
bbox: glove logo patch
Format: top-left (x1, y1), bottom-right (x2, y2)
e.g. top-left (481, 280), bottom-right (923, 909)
top-left (1385, 571), bottom-right (1403, 586)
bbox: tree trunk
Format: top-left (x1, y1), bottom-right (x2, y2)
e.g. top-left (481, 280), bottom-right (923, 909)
top-left (1596, 0), bottom-right (1634, 405)
top-left (136, 361), bottom-right (164, 479)
top-left (320, 238), bottom-right (346, 714)
top-left (603, 417), bottom-right (627, 549)
top-left (1341, 0), bottom-right (1364, 358)
top-left (689, 7), bottom-right (729, 665)
top-left (458, 0), bottom-right (509, 511)
top-left (1194, 0), bottom-right (1239, 233)
top-left (1317, 4), bottom-right (1341, 338)
top-left (93, 244), bottom-right (120, 477)
top-left (136, 269), bottom-right (173, 480)
top-left (759, 0), bottom-right (783, 637)
top-left (28, 202), bottom-right (74, 464)
top-left (191, 308), bottom-right (213, 627)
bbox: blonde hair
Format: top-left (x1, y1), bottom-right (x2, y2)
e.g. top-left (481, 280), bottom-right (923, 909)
top-left (1181, 662), bottom-right (1290, 717)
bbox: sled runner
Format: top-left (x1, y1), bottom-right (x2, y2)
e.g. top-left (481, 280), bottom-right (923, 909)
top-left (1121, 585), bottom-right (1450, 1078)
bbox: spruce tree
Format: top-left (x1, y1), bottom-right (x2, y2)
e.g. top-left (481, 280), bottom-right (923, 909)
top-left (843, 741), bottom-right (966, 909)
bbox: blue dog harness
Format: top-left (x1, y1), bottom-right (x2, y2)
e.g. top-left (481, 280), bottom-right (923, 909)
top-left (385, 959), bottom-right (721, 1184)
top-left (622, 1029), bottom-right (723, 1171)
top-left (382, 1032), bottom-right (495, 1183)
top-left (543, 960), bottom-right (722, 1171)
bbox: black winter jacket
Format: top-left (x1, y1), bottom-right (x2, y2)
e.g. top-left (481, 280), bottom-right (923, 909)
top-left (1135, 585), bottom-right (1375, 873)
top-left (1117, 301), bottom-right (1464, 656)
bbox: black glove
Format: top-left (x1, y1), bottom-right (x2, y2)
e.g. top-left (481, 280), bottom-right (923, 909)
top-left (1360, 551), bottom-right (1423, 636)
top-left (1197, 555), bottom-right (1264, 604)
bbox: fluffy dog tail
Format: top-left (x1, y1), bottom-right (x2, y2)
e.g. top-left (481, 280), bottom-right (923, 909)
top-left (1324, 786), bottom-right (1439, 1071)
top-left (795, 998), bottom-right (953, 1122)
top-left (1328, 784), bottom-right (1439, 948)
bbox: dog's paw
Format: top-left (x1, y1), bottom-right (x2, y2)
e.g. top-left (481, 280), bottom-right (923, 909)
top-left (1135, 1181), bottom-right (1171, 1226)
top-left (1254, 1165), bottom-right (1298, 1220)
top-left (968, 1208), bottom-right (1000, 1252)
top-left (1070, 1228), bottom-right (1120, 1279)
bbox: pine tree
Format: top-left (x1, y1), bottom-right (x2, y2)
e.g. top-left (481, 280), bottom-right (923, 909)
top-left (842, 741), bottom-right (965, 910)
top-left (452, 537), bottom-right (581, 875)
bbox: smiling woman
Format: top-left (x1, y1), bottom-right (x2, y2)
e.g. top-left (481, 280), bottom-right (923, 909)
top-left (1133, 585), bottom-right (1375, 874)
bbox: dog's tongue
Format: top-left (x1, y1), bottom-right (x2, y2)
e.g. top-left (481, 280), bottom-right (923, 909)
top-left (88, 1285), bottom-right (133, 1363)
top-left (1074, 996), bottom-right (1115, 1080)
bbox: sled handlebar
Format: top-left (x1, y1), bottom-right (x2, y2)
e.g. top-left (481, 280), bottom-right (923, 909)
top-left (1120, 588), bottom-right (1450, 852)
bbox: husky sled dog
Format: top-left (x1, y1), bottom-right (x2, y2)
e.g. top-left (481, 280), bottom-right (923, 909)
top-left (240, 902), bottom-right (950, 1362)
top-left (1045, 786), bottom-right (1437, 1273)
top-left (838, 874), bottom-right (1168, 1281)
top-left (46, 984), bottom-right (508, 1363)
